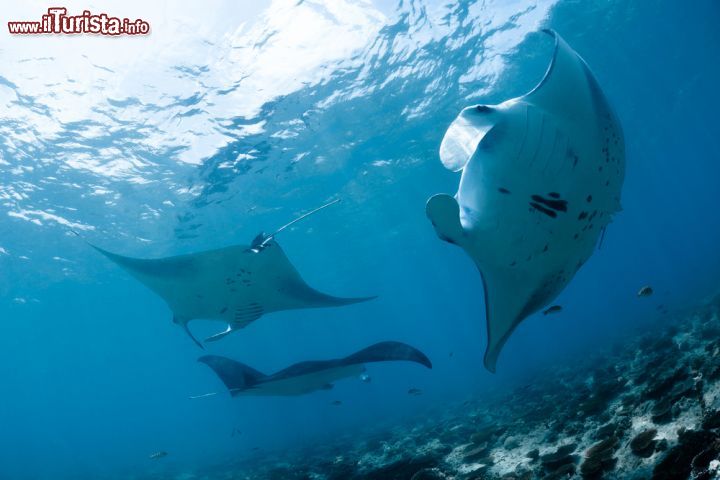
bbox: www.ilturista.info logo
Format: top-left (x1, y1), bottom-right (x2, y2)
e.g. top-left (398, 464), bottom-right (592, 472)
top-left (8, 8), bottom-right (150, 35)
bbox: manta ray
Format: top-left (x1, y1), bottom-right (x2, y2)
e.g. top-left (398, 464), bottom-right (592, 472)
top-left (86, 200), bottom-right (374, 347)
top-left (197, 341), bottom-right (432, 396)
top-left (426, 30), bottom-right (625, 372)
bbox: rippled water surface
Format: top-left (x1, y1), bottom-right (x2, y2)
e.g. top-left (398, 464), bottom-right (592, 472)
top-left (1, 1), bottom-right (719, 478)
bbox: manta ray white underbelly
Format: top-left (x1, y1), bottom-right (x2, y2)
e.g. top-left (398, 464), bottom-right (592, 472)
top-left (426, 30), bottom-right (625, 372)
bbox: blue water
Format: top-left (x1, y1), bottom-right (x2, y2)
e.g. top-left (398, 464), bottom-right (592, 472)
top-left (0, 0), bottom-right (719, 478)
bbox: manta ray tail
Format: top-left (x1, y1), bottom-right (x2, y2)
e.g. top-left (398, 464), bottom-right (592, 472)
top-left (198, 355), bottom-right (267, 395)
top-left (343, 341), bottom-right (433, 369)
top-left (261, 198), bottom-right (341, 246)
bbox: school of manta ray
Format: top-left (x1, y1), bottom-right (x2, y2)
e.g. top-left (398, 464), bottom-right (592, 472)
top-left (80, 30), bottom-right (624, 396)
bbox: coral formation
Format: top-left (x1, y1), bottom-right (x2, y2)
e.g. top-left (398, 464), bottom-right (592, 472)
top-left (163, 296), bottom-right (720, 479)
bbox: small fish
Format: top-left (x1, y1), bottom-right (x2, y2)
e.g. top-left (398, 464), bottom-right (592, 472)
top-left (149, 451), bottom-right (168, 460)
top-left (449, 351), bottom-right (454, 357)
top-left (638, 286), bottom-right (653, 297)
top-left (320, 383), bottom-right (334, 390)
top-left (360, 374), bottom-right (372, 383)
top-left (408, 388), bottom-right (423, 396)
top-left (542, 305), bottom-right (562, 315)
top-left (331, 400), bottom-right (342, 406)
top-left (231, 427), bottom-right (242, 437)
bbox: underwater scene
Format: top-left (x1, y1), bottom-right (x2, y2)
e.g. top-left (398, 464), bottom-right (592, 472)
top-left (1, 0), bottom-right (719, 479)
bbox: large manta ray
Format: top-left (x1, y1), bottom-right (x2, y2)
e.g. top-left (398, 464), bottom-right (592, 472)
top-left (86, 201), bottom-right (374, 347)
top-left (198, 341), bottom-right (432, 396)
top-left (426, 30), bottom-right (625, 372)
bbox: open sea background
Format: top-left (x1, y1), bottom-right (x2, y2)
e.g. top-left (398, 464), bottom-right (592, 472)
top-left (0, 0), bottom-right (719, 478)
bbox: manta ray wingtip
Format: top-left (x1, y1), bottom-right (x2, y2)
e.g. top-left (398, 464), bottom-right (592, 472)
top-left (322, 294), bottom-right (377, 307)
top-left (482, 352), bottom-right (498, 374)
top-left (418, 352), bottom-right (433, 370)
top-left (359, 295), bottom-right (378, 302)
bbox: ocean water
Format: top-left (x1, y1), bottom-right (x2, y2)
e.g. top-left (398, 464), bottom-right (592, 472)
top-left (1, 1), bottom-right (719, 479)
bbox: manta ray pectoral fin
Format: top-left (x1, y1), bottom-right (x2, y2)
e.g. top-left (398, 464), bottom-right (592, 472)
top-left (286, 283), bottom-right (377, 308)
top-left (480, 267), bottom-right (556, 373)
top-left (439, 104), bottom-right (498, 172)
top-left (342, 341), bottom-right (433, 369)
top-left (426, 194), bottom-right (465, 246)
top-left (523, 29), bottom-right (600, 124)
top-left (204, 324), bottom-right (237, 343)
top-left (310, 293), bottom-right (377, 307)
top-left (198, 355), bottom-right (267, 395)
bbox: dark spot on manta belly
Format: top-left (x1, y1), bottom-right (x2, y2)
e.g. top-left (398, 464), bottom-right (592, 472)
top-left (529, 202), bottom-right (557, 218)
top-left (498, 187), bottom-right (511, 194)
top-left (530, 194), bottom-right (567, 213)
top-left (476, 105), bottom-right (493, 112)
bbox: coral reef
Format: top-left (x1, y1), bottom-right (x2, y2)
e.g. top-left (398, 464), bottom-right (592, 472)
top-left (172, 296), bottom-right (720, 480)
